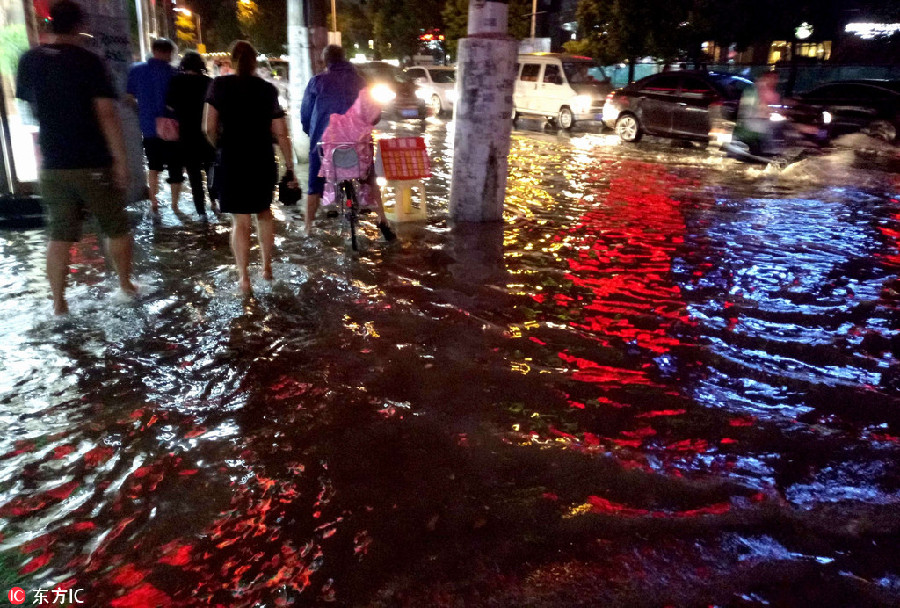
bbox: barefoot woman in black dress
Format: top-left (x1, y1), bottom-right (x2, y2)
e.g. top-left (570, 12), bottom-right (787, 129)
top-left (203, 41), bottom-right (297, 293)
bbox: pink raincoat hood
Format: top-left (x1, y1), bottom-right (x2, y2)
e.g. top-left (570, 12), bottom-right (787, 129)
top-left (321, 89), bottom-right (381, 144)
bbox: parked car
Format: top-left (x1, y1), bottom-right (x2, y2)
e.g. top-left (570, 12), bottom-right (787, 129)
top-left (787, 79), bottom-right (899, 143)
top-left (513, 53), bottom-right (612, 129)
top-left (355, 62), bottom-right (428, 120)
top-left (602, 71), bottom-right (753, 143)
top-left (406, 65), bottom-right (457, 117)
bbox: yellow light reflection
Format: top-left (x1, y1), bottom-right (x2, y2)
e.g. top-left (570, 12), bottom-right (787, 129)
top-left (563, 503), bottom-right (593, 519)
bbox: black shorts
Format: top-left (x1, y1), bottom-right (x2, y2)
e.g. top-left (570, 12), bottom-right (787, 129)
top-left (143, 137), bottom-right (184, 183)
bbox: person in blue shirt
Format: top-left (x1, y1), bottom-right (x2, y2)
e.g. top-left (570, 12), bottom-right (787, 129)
top-left (127, 38), bottom-right (184, 214)
top-left (301, 45), bottom-right (393, 241)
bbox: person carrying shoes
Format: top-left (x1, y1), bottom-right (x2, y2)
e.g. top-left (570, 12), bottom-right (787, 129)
top-left (204, 41), bottom-right (297, 294)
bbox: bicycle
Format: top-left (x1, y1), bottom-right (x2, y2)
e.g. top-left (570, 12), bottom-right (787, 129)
top-left (317, 141), bottom-right (371, 252)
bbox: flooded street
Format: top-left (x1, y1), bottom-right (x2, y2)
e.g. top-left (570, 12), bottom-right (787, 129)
top-left (1, 117), bottom-right (899, 607)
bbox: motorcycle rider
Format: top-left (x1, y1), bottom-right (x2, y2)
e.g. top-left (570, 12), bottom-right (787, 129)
top-left (734, 71), bottom-right (783, 155)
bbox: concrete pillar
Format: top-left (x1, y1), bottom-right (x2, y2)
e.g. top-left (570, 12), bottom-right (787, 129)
top-left (448, 1), bottom-right (517, 222)
top-left (288, 0), bottom-right (313, 162)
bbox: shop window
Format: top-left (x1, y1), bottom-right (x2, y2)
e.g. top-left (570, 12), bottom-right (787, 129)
top-left (0, 0), bottom-right (39, 187)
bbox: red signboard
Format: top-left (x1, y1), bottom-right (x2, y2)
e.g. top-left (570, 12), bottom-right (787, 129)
top-left (378, 137), bottom-right (431, 181)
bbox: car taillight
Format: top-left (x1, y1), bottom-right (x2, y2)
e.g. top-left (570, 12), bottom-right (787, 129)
top-left (605, 92), bottom-right (614, 102)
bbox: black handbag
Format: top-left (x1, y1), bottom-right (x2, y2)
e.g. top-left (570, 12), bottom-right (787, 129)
top-left (278, 171), bottom-right (302, 206)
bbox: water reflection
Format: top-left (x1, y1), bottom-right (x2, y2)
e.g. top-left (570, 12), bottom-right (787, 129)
top-left (0, 120), bottom-right (898, 606)
top-left (448, 222), bottom-right (505, 285)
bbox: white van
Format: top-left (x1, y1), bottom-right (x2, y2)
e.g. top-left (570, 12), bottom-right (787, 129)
top-left (513, 53), bottom-right (612, 129)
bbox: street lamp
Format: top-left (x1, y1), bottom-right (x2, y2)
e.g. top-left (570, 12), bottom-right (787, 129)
top-left (174, 7), bottom-right (203, 51)
top-left (328, 0), bottom-right (340, 45)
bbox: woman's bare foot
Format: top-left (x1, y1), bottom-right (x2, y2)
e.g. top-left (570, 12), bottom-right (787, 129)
top-left (53, 299), bottom-right (69, 316)
top-left (262, 265), bottom-right (273, 281)
top-left (120, 280), bottom-right (139, 297)
top-left (238, 276), bottom-right (252, 294)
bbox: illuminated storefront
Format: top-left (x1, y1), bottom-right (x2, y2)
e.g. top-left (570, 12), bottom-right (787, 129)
top-left (0, 0), bottom-right (40, 196)
top-left (767, 40), bottom-right (832, 64)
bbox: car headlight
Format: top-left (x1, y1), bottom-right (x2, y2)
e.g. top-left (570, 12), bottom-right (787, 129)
top-left (769, 111), bottom-right (786, 122)
top-left (370, 84), bottom-right (396, 105)
top-left (415, 88), bottom-right (430, 101)
top-left (571, 95), bottom-right (593, 114)
top-left (822, 111), bottom-right (832, 125)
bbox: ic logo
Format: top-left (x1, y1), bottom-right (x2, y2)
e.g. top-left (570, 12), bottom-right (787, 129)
top-left (8, 587), bottom-right (26, 604)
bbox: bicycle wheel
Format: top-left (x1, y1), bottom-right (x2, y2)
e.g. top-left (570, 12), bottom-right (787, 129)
top-left (342, 181), bottom-right (359, 251)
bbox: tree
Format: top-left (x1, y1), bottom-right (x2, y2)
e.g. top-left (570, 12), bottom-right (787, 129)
top-left (336, 1), bottom-right (374, 55)
top-left (565, 0), bottom-right (654, 80)
top-left (565, 0), bottom-right (739, 79)
top-left (174, 12), bottom-right (198, 48)
top-left (441, 0), bottom-right (468, 56)
top-left (366, 0), bottom-right (444, 61)
top-left (442, 0), bottom-right (530, 57)
top-left (190, 0), bottom-right (242, 52)
top-left (372, 0), bottom-right (420, 59)
top-left (0, 23), bottom-right (27, 82)
top-left (235, 0), bottom-right (287, 55)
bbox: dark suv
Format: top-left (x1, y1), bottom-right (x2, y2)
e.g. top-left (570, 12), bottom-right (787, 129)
top-left (602, 71), bottom-right (753, 143)
top-left (355, 62), bottom-right (428, 120)
top-left (787, 79), bottom-right (899, 143)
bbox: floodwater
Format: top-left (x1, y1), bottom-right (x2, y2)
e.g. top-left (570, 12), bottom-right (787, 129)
top-left (0, 119), bottom-right (898, 607)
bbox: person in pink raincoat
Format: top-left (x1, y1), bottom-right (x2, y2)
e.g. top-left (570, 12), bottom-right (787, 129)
top-left (318, 87), bottom-right (395, 240)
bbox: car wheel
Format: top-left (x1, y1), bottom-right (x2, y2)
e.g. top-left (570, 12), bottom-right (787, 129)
top-left (865, 120), bottom-right (897, 143)
top-left (558, 107), bottom-right (575, 130)
top-left (430, 95), bottom-right (443, 117)
top-left (615, 113), bottom-right (642, 143)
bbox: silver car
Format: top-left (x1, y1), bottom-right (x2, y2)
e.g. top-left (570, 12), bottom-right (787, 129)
top-left (406, 66), bottom-right (457, 117)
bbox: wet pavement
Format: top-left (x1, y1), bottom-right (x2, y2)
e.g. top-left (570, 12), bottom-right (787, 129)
top-left (0, 117), bottom-right (899, 607)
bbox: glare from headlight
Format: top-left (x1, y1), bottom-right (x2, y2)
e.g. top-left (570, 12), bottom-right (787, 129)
top-left (769, 112), bottom-right (786, 122)
top-left (415, 88), bottom-right (430, 100)
top-left (446, 89), bottom-right (458, 103)
top-left (822, 111), bottom-right (832, 125)
top-left (571, 95), bottom-right (593, 114)
top-left (370, 84), bottom-right (396, 105)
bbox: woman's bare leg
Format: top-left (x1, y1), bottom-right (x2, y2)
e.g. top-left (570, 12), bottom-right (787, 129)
top-left (256, 208), bottom-right (275, 280)
top-left (231, 214), bottom-right (253, 293)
